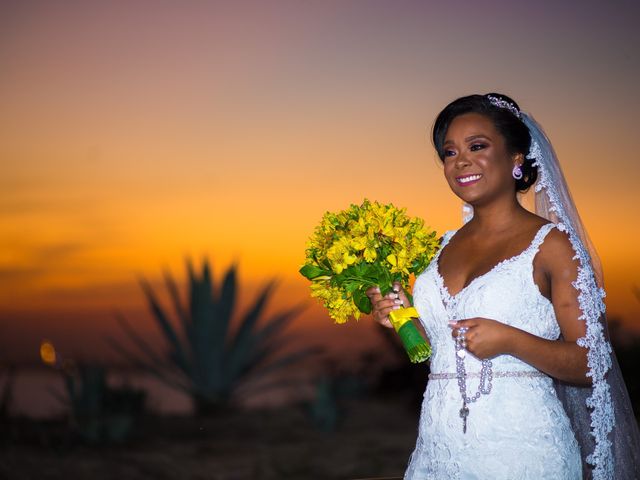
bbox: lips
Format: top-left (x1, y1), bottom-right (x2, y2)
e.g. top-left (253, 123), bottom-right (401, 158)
top-left (456, 173), bottom-right (482, 186)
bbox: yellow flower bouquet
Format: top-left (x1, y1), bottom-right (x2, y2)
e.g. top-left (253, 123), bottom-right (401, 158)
top-left (299, 199), bottom-right (440, 363)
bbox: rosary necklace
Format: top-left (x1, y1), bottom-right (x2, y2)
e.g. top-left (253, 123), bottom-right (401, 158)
top-left (454, 327), bottom-right (493, 433)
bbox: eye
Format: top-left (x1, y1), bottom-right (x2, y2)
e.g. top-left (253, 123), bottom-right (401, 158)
top-left (470, 143), bottom-right (487, 152)
top-left (444, 149), bottom-right (456, 158)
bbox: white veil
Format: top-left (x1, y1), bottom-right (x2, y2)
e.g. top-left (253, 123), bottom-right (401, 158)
top-left (462, 111), bottom-right (640, 479)
top-left (523, 113), bottom-right (640, 479)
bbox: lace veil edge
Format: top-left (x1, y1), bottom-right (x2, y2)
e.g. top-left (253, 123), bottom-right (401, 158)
top-left (524, 113), bottom-right (640, 479)
top-left (461, 113), bottom-right (640, 480)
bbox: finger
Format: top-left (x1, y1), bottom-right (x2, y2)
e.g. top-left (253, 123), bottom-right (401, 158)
top-left (365, 285), bottom-right (381, 298)
top-left (375, 298), bottom-right (403, 312)
top-left (366, 292), bottom-right (382, 305)
top-left (390, 283), bottom-right (408, 301)
top-left (397, 292), bottom-right (410, 307)
top-left (383, 292), bottom-right (404, 307)
top-left (385, 286), bottom-right (410, 306)
top-left (455, 319), bottom-right (477, 329)
top-left (377, 317), bottom-right (393, 328)
top-left (465, 331), bottom-right (476, 344)
top-left (375, 312), bottom-right (392, 326)
top-left (371, 299), bottom-right (401, 321)
top-left (368, 293), bottom-right (383, 305)
top-left (451, 328), bottom-right (465, 339)
top-left (373, 307), bottom-right (396, 329)
top-left (384, 288), bottom-right (400, 298)
top-left (451, 325), bottom-right (473, 339)
top-left (390, 287), bottom-right (410, 306)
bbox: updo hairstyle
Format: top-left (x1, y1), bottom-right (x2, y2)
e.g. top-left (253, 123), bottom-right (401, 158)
top-left (432, 93), bottom-right (537, 192)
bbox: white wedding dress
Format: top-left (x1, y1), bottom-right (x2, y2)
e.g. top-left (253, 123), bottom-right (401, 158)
top-left (405, 222), bottom-right (582, 479)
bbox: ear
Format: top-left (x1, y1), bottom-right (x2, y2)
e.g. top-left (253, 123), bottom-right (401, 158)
top-left (512, 152), bottom-right (524, 167)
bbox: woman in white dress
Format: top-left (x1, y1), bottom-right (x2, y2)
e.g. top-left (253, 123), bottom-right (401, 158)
top-left (366, 93), bottom-right (640, 479)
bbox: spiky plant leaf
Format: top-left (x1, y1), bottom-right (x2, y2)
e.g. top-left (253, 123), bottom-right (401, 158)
top-left (222, 280), bottom-right (277, 386)
top-left (114, 259), bottom-right (315, 413)
top-left (163, 269), bottom-right (189, 334)
top-left (114, 312), bottom-right (172, 370)
top-left (139, 278), bottom-right (190, 374)
top-left (106, 337), bottom-right (191, 393)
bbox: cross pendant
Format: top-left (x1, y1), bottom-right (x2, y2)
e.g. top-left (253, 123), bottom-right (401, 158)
top-left (459, 402), bottom-right (469, 434)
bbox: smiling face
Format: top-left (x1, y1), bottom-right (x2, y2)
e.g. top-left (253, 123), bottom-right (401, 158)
top-left (442, 112), bottom-right (523, 207)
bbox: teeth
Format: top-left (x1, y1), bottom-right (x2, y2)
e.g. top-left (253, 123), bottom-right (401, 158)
top-left (458, 174), bottom-right (482, 184)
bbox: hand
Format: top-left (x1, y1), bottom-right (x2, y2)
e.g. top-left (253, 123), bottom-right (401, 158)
top-left (450, 317), bottom-right (514, 359)
top-left (365, 281), bottom-right (411, 329)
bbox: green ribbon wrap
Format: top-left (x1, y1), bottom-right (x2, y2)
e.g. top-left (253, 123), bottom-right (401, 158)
top-left (388, 307), bottom-right (431, 363)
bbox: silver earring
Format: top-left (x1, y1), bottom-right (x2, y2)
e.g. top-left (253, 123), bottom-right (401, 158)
top-left (512, 164), bottom-right (523, 180)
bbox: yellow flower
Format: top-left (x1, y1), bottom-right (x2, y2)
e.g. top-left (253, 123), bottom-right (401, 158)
top-left (350, 235), bottom-right (367, 251)
top-left (364, 245), bottom-right (377, 262)
top-left (386, 249), bottom-right (410, 275)
top-left (301, 198), bottom-right (439, 324)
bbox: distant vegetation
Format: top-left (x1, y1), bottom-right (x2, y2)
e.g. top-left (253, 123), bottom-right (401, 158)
top-left (112, 260), bottom-right (317, 415)
top-left (51, 363), bottom-right (146, 444)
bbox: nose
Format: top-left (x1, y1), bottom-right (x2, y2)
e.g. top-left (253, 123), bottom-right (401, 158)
top-left (455, 151), bottom-right (472, 169)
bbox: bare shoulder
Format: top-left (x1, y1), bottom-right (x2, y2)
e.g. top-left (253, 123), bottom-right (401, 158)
top-left (541, 226), bottom-right (575, 256)
top-left (536, 225), bottom-right (580, 277)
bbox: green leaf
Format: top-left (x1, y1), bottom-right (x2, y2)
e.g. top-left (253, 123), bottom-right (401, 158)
top-left (299, 264), bottom-right (329, 279)
top-left (352, 262), bottom-right (371, 277)
top-left (380, 268), bottom-right (392, 295)
top-left (344, 282), bottom-right (360, 294)
top-left (352, 288), bottom-right (372, 314)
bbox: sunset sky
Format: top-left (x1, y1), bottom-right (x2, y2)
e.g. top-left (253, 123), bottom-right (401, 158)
top-left (1, 0), bottom-right (639, 364)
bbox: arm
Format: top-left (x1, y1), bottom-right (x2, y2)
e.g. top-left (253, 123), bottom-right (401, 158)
top-left (454, 228), bottom-right (590, 385)
top-left (501, 326), bottom-right (588, 385)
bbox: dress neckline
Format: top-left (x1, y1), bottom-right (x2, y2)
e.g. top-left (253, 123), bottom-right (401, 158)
top-left (435, 222), bottom-right (555, 305)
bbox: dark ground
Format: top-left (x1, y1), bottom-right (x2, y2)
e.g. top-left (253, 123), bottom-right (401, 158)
top-left (0, 395), bottom-right (419, 480)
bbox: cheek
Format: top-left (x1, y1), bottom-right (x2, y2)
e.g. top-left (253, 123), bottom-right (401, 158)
top-left (443, 161), bottom-right (456, 178)
top-left (475, 154), bottom-right (492, 168)
top-left (443, 165), bottom-right (457, 187)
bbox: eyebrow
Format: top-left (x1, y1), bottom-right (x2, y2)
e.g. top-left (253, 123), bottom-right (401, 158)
top-left (443, 134), bottom-right (492, 146)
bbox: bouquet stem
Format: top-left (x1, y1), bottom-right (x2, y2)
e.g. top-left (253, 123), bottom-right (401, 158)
top-left (389, 307), bottom-right (431, 363)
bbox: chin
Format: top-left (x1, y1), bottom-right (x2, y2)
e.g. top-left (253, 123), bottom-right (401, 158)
top-left (453, 192), bottom-right (479, 204)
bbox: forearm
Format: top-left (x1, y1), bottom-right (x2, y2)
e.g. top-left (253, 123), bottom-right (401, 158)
top-left (505, 327), bottom-right (590, 385)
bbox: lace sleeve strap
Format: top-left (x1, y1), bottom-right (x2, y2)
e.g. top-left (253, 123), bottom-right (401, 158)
top-left (530, 223), bottom-right (556, 249)
top-left (440, 229), bottom-right (458, 247)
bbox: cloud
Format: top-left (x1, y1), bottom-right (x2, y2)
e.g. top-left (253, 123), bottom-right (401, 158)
top-left (32, 242), bottom-right (89, 263)
top-left (0, 265), bottom-right (44, 281)
top-left (0, 241), bottom-right (90, 283)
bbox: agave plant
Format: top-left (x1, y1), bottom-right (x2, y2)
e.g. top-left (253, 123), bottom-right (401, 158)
top-left (48, 363), bottom-right (146, 444)
top-left (112, 260), bottom-right (315, 415)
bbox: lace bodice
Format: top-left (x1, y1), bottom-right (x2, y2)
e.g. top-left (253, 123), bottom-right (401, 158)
top-left (405, 223), bottom-right (582, 479)
top-left (417, 223), bottom-right (560, 376)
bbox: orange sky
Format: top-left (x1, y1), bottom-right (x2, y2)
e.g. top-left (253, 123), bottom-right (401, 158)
top-left (1, 1), bottom-right (639, 363)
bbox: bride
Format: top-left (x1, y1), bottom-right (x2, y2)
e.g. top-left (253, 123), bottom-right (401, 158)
top-left (366, 93), bottom-right (640, 479)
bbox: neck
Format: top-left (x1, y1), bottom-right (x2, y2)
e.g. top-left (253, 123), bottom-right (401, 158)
top-left (467, 194), bottom-right (526, 233)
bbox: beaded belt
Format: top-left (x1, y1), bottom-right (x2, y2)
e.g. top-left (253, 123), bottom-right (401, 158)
top-left (429, 370), bottom-right (548, 380)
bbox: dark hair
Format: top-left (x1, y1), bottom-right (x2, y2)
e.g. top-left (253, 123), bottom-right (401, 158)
top-left (432, 93), bottom-right (537, 192)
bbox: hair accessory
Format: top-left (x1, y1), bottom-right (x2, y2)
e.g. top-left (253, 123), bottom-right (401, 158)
top-left (486, 94), bottom-right (521, 118)
top-left (512, 164), bottom-right (523, 180)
